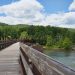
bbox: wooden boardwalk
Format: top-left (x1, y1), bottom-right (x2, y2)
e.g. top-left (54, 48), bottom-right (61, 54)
top-left (0, 42), bottom-right (22, 75)
top-left (0, 41), bottom-right (75, 75)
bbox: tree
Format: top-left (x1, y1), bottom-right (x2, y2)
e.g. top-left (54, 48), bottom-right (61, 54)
top-left (62, 37), bottom-right (72, 49)
top-left (0, 22), bottom-right (74, 50)
top-left (46, 35), bottom-right (53, 46)
top-left (34, 26), bottom-right (46, 45)
top-left (20, 31), bottom-right (29, 40)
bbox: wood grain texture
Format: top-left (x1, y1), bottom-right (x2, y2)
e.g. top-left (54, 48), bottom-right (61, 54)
top-left (0, 42), bottom-right (22, 75)
top-left (20, 43), bottom-right (75, 75)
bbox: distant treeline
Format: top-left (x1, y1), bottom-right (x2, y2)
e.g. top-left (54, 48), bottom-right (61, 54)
top-left (0, 23), bottom-right (75, 49)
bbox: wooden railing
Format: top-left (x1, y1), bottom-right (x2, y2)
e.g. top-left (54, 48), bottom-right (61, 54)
top-left (0, 40), bottom-right (17, 50)
top-left (20, 43), bottom-right (75, 75)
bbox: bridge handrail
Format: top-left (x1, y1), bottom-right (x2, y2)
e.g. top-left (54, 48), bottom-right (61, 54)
top-left (20, 43), bottom-right (75, 75)
top-left (0, 40), bottom-right (17, 50)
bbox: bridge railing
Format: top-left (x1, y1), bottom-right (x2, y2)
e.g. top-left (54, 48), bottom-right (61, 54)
top-left (20, 42), bottom-right (75, 75)
top-left (0, 40), bottom-right (17, 50)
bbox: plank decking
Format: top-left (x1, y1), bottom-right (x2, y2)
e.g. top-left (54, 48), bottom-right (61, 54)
top-left (0, 42), bottom-right (22, 75)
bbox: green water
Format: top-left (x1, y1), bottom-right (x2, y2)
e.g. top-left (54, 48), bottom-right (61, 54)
top-left (44, 49), bottom-right (75, 70)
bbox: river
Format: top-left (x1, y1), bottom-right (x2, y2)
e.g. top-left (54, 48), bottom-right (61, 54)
top-left (44, 49), bottom-right (75, 70)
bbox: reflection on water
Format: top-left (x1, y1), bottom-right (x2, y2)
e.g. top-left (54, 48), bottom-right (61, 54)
top-left (44, 49), bottom-right (75, 70)
top-left (61, 49), bottom-right (72, 57)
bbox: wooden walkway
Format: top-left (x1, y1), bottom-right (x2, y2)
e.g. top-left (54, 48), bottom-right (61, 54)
top-left (0, 41), bottom-right (75, 75)
top-left (0, 42), bottom-right (22, 75)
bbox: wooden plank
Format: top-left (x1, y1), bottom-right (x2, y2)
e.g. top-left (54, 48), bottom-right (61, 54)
top-left (20, 51), bottom-right (33, 75)
top-left (20, 43), bottom-right (75, 75)
top-left (0, 42), bottom-right (22, 75)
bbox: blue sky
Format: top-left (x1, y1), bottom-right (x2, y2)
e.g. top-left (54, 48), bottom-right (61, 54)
top-left (0, 0), bottom-right (19, 6)
top-left (0, 0), bottom-right (11, 6)
top-left (0, 0), bottom-right (73, 13)
top-left (38, 0), bottom-right (73, 13)
top-left (0, 0), bottom-right (75, 28)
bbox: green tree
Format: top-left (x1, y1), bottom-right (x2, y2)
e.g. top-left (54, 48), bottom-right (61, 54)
top-left (34, 26), bottom-right (46, 45)
top-left (62, 37), bottom-right (72, 49)
top-left (20, 31), bottom-right (29, 40)
top-left (46, 35), bottom-right (53, 46)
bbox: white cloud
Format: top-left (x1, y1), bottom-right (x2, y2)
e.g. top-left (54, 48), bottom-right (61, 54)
top-left (0, 0), bottom-right (44, 25)
top-left (69, 0), bottom-right (75, 11)
top-left (42, 12), bottom-right (75, 28)
top-left (0, 0), bottom-right (75, 28)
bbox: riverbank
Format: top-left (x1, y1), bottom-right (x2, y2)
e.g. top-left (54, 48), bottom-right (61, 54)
top-left (43, 46), bottom-right (66, 51)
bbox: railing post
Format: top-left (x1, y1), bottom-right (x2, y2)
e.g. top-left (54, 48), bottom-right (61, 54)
top-left (0, 40), bottom-right (17, 50)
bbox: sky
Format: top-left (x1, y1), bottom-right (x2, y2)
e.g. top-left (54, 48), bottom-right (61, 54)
top-left (0, 0), bottom-right (75, 28)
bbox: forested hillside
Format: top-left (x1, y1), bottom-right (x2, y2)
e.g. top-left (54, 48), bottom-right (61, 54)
top-left (0, 23), bottom-right (75, 49)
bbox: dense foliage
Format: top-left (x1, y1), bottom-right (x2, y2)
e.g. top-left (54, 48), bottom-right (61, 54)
top-left (0, 23), bottom-right (75, 49)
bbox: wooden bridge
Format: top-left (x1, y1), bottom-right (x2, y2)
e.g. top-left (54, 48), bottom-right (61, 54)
top-left (0, 41), bottom-right (75, 75)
